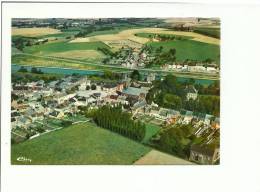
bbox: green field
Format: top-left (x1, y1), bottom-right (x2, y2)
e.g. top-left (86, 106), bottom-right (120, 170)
top-left (23, 40), bottom-right (110, 55)
top-left (147, 39), bottom-right (220, 64)
top-left (11, 122), bottom-right (151, 165)
top-left (37, 31), bottom-right (79, 39)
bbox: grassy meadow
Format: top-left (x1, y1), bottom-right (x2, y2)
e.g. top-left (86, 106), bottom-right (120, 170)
top-left (23, 41), bottom-right (110, 55)
top-left (11, 122), bottom-right (151, 165)
top-left (146, 38), bottom-right (220, 64)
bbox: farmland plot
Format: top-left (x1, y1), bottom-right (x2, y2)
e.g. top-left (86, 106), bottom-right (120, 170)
top-left (12, 27), bottom-right (61, 37)
top-left (70, 27), bottom-right (220, 45)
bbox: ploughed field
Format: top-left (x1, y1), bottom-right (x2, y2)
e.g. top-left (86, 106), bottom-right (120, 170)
top-left (11, 122), bottom-right (151, 165)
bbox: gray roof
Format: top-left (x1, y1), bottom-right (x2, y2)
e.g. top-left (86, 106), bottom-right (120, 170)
top-left (186, 111), bottom-right (193, 116)
top-left (122, 87), bottom-right (148, 96)
top-left (132, 100), bottom-right (146, 110)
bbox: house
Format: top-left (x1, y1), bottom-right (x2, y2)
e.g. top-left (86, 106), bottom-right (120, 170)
top-left (212, 117), bottom-right (220, 130)
top-left (204, 114), bottom-right (214, 126)
top-left (49, 110), bottom-right (64, 119)
top-left (103, 83), bottom-right (118, 94)
top-left (184, 85), bottom-right (198, 100)
top-left (131, 100), bottom-right (147, 115)
top-left (122, 87), bottom-right (148, 100)
top-left (14, 116), bottom-right (32, 129)
top-left (117, 95), bottom-right (129, 105)
top-left (189, 144), bottom-right (220, 164)
top-left (116, 83), bottom-right (124, 92)
top-left (146, 73), bottom-right (156, 83)
top-left (183, 111), bottom-right (193, 124)
top-left (55, 93), bottom-right (76, 104)
top-left (206, 67), bottom-right (217, 73)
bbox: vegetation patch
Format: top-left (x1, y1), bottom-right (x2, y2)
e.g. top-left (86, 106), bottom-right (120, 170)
top-left (11, 122), bottom-right (151, 165)
top-left (48, 50), bottom-right (105, 60)
top-left (146, 39), bottom-right (220, 64)
top-left (23, 41), bottom-right (110, 55)
top-left (194, 27), bottom-right (220, 39)
top-left (143, 123), bottom-right (161, 143)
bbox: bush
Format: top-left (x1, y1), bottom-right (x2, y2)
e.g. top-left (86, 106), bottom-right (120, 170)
top-left (61, 120), bottom-right (73, 127)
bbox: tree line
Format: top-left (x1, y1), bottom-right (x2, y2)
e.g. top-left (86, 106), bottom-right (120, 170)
top-left (151, 124), bottom-right (195, 158)
top-left (146, 75), bottom-right (220, 116)
top-left (92, 105), bottom-right (146, 142)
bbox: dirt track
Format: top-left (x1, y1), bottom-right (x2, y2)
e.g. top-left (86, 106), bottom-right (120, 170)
top-left (134, 149), bottom-right (194, 165)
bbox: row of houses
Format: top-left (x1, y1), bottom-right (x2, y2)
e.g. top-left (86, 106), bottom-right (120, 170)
top-left (161, 64), bottom-right (219, 74)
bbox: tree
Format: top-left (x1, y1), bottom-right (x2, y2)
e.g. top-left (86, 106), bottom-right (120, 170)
top-left (92, 105), bottom-right (146, 142)
top-left (130, 70), bottom-right (141, 81)
top-left (18, 66), bottom-right (28, 73)
top-left (31, 67), bottom-right (43, 74)
top-left (91, 84), bottom-right (96, 90)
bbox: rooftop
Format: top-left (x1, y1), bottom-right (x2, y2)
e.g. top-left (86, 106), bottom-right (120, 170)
top-left (122, 87), bottom-right (148, 96)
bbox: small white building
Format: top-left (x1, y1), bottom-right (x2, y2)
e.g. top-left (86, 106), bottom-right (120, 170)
top-left (185, 85), bottom-right (198, 100)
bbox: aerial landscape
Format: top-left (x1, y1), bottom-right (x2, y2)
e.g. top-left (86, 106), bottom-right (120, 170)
top-left (11, 18), bottom-right (220, 165)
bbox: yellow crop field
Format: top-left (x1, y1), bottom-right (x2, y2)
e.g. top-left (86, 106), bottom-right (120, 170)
top-left (48, 50), bottom-right (105, 60)
top-left (70, 27), bottom-right (220, 45)
top-left (12, 27), bottom-right (61, 37)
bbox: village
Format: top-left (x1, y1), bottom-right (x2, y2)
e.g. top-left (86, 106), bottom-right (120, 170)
top-left (11, 71), bottom-right (220, 164)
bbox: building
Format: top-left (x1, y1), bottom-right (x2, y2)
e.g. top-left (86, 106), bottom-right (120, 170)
top-left (184, 85), bottom-right (198, 100)
top-left (183, 111), bottom-right (193, 124)
top-left (146, 73), bottom-right (156, 83)
top-left (102, 83), bottom-right (118, 94)
top-left (122, 87), bottom-right (148, 100)
top-left (189, 144), bottom-right (220, 164)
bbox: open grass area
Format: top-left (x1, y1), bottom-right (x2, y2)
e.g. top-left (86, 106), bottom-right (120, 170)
top-left (146, 39), bottom-right (220, 64)
top-left (23, 40), bottom-right (110, 55)
top-left (11, 122), bottom-right (151, 165)
top-left (143, 123), bottom-right (161, 143)
top-left (12, 54), bottom-right (97, 70)
top-left (48, 50), bottom-right (105, 60)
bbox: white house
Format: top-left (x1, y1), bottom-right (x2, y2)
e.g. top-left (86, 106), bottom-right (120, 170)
top-left (185, 85), bottom-right (198, 100)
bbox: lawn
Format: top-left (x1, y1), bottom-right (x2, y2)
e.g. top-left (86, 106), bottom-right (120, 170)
top-left (146, 39), bottom-right (220, 64)
top-left (23, 40), bottom-right (110, 55)
top-left (142, 123), bottom-right (161, 144)
top-left (11, 122), bottom-right (151, 165)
